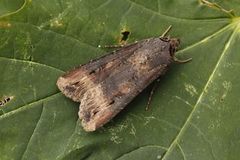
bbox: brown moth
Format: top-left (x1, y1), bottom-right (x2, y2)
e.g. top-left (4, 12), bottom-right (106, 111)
top-left (57, 27), bottom-right (191, 132)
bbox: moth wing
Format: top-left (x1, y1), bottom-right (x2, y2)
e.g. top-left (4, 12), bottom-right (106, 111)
top-left (57, 38), bottom-right (173, 131)
top-left (79, 64), bottom-right (168, 131)
top-left (78, 38), bottom-right (172, 131)
top-left (56, 43), bottom-right (140, 102)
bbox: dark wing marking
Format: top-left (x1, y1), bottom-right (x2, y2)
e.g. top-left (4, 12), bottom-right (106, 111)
top-left (57, 42), bottom-right (141, 102)
top-left (79, 64), bottom-right (168, 131)
top-left (57, 38), bottom-right (173, 131)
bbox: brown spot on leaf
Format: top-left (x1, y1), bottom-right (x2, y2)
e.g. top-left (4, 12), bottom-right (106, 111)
top-left (121, 31), bottom-right (130, 41)
top-left (0, 21), bottom-right (11, 28)
top-left (0, 96), bottom-right (14, 106)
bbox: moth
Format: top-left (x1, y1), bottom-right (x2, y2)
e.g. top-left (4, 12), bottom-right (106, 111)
top-left (57, 26), bottom-right (191, 132)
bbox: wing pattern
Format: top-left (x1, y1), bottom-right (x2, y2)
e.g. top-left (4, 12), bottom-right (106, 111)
top-left (57, 38), bottom-right (174, 131)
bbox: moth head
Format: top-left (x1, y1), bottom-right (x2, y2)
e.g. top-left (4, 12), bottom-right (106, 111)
top-left (169, 38), bottom-right (192, 63)
top-left (169, 38), bottom-right (180, 56)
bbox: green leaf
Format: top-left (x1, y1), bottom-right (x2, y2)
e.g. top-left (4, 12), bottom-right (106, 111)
top-left (0, 0), bottom-right (240, 159)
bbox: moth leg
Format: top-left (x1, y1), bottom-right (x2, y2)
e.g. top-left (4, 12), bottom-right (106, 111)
top-left (200, 0), bottom-right (235, 17)
top-left (145, 79), bottom-right (160, 111)
top-left (173, 56), bottom-right (192, 64)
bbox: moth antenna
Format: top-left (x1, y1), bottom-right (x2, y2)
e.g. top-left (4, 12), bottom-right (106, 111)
top-left (173, 56), bottom-right (192, 63)
top-left (160, 25), bottom-right (172, 38)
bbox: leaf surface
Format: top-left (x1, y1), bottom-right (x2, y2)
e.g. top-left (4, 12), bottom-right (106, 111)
top-left (0, 0), bottom-right (240, 159)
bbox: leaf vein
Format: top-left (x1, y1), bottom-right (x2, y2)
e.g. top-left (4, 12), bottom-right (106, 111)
top-left (126, 0), bottom-right (230, 21)
top-left (114, 144), bottom-right (168, 160)
top-left (190, 122), bottom-right (217, 160)
top-left (0, 57), bottom-right (64, 73)
top-left (20, 102), bottom-right (44, 160)
top-left (177, 23), bottom-right (232, 54)
top-left (0, 92), bottom-right (60, 119)
top-left (0, 0), bottom-right (28, 19)
top-left (161, 21), bottom-right (237, 160)
top-left (176, 142), bottom-right (187, 160)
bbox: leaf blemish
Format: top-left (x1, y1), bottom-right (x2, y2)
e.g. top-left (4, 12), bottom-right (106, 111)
top-left (120, 30), bottom-right (130, 42)
top-left (184, 83), bottom-right (198, 97)
top-left (0, 96), bottom-right (14, 107)
top-left (157, 155), bottom-right (162, 159)
top-left (174, 96), bottom-right (193, 107)
top-left (129, 123), bottom-right (136, 137)
top-left (220, 81), bottom-right (232, 102)
top-left (28, 55), bottom-right (33, 61)
top-left (50, 19), bottom-right (63, 27)
top-left (108, 118), bottom-right (130, 143)
top-left (0, 21), bottom-right (11, 28)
